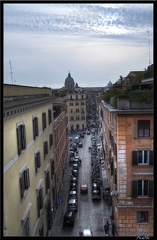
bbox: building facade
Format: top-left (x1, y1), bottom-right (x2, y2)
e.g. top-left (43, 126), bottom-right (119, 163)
top-left (3, 84), bottom-right (55, 236)
top-left (53, 108), bottom-right (69, 208)
top-left (98, 98), bottom-right (154, 236)
top-left (66, 92), bottom-right (87, 131)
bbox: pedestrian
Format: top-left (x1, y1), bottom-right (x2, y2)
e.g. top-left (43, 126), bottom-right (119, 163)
top-left (111, 221), bottom-right (115, 236)
top-left (104, 221), bottom-right (109, 235)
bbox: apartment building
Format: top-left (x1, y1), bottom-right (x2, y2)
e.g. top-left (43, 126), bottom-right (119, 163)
top-left (98, 96), bottom-right (154, 236)
top-left (3, 84), bottom-right (55, 236)
top-left (52, 102), bottom-right (69, 208)
top-left (66, 92), bottom-right (87, 131)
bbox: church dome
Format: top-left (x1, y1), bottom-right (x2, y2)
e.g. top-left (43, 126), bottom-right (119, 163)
top-left (65, 72), bottom-right (75, 90)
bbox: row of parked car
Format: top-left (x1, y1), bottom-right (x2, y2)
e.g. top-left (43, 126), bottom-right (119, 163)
top-left (63, 135), bottom-right (83, 227)
top-left (90, 132), bottom-right (102, 200)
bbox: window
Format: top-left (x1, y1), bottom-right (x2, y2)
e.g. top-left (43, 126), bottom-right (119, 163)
top-left (35, 151), bottom-right (41, 173)
top-left (44, 140), bottom-right (48, 159)
top-left (49, 133), bottom-right (53, 148)
top-left (70, 109), bottom-right (73, 113)
top-left (70, 95), bottom-right (73, 100)
top-left (76, 116), bottom-right (79, 120)
top-left (81, 102), bottom-right (84, 106)
top-left (42, 112), bottom-right (46, 131)
top-left (17, 124), bottom-right (26, 155)
top-left (137, 211), bottom-right (148, 223)
top-left (75, 102), bottom-right (79, 106)
top-left (21, 203), bottom-right (32, 236)
top-left (51, 159), bottom-right (54, 179)
top-left (76, 109), bottom-right (79, 113)
top-left (76, 95), bottom-right (78, 100)
top-left (82, 116), bottom-right (85, 120)
top-left (138, 120), bottom-right (150, 137)
top-left (132, 180), bottom-right (153, 198)
top-left (82, 95), bottom-right (84, 99)
top-left (70, 103), bottom-right (73, 106)
top-left (70, 117), bottom-right (74, 121)
top-left (33, 117), bottom-right (39, 140)
top-left (19, 167), bottom-right (30, 199)
top-left (132, 150), bottom-right (153, 166)
top-left (45, 170), bottom-right (50, 194)
top-left (37, 187), bottom-right (43, 218)
top-left (46, 198), bottom-right (52, 230)
top-left (48, 109), bottom-right (52, 125)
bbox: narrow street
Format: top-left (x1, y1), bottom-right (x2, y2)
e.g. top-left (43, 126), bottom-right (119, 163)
top-left (51, 131), bottom-right (112, 236)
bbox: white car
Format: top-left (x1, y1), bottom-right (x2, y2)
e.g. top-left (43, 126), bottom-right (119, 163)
top-left (79, 229), bottom-right (93, 236)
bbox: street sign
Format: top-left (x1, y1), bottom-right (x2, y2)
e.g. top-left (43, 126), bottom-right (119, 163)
top-left (58, 198), bottom-right (63, 204)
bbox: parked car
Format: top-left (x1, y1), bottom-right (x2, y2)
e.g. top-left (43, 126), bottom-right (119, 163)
top-left (92, 182), bottom-right (100, 190)
top-left (78, 142), bottom-right (83, 148)
top-left (69, 151), bottom-right (75, 157)
top-left (72, 163), bottom-right (79, 170)
top-left (92, 189), bottom-right (101, 200)
top-left (67, 199), bottom-right (78, 212)
top-left (69, 183), bottom-right (77, 191)
top-left (70, 176), bottom-right (78, 184)
top-left (79, 229), bottom-right (93, 236)
top-left (69, 190), bottom-right (77, 199)
top-left (71, 169), bottom-right (79, 177)
top-left (80, 184), bottom-right (88, 193)
top-left (87, 131), bottom-right (90, 135)
top-left (80, 133), bottom-right (84, 138)
top-left (63, 211), bottom-right (75, 226)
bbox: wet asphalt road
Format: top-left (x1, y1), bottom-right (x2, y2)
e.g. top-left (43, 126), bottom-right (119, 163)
top-left (51, 132), bottom-right (112, 236)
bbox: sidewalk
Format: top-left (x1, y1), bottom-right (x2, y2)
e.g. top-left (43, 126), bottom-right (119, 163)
top-left (51, 163), bottom-right (71, 230)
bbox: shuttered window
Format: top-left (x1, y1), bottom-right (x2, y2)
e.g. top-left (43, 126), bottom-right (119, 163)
top-left (33, 117), bottom-right (39, 140)
top-left (49, 133), bottom-right (53, 148)
top-left (138, 120), bottom-right (150, 137)
top-left (35, 151), bottom-right (41, 173)
top-left (45, 171), bottom-right (50, 194)
top-left (44, 141), bottom-right (48, 159)
top-left (132, 180), bottom-right (153, 198)
top-left (46, 198), bottom-right (52, 230)
top-left (137, 211), bottom-right (148, 223)
top-left (20, 168), bottom-right (30, 199)
top-left (17, 124), bottom-right (26, 155)
top-left (37, 187), bottom-right (43, 218)
top-left (51, 159), bottom-right (54, 178)
top-left (42, 112), bottom-right (46, 131)
top-left (48, 109), bottom-right (52, 125)
top-left (132, 150), bottom-right (153, 166)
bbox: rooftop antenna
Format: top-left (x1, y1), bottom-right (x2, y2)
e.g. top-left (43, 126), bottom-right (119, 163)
top-left (147, 30), bottom-right (151, 65)
top-left (9, 60), bottom-right (14, 84)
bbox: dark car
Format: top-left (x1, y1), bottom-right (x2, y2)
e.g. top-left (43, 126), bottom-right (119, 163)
top-left (69, 151), bottom-right (75, 157)
top-left (92, 182), bottom-right (100, 190)
top-left (69, 182), bottom-right (77, 191)
top-left (70, 176), bottom-right (78, 184)
top-left (78, 142), bottom-right (83, 148)
top-left (80, 133), bottom-right (84, 138)
top-left (63, 211), bottom-right (75, 226)
top-left (92, 189), bottom-right (101, 200)
top-left (67, 199), bottom-right (78, 212)
top-left (71, 169), bottom-right (79, 177)
top-left (69, 190), bottom-right (77, 199)
top-left (72, 163), bottom-right (79, 170)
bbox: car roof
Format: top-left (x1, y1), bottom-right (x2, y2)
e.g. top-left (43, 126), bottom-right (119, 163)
top-left (81, 184), bottom-right (87, 187)
top-left (69, 191), bottom-right (77, 194)
top-left (83, 229), bottom-right (92, 236)
top-left (68, 199), bottom-right (76, 203)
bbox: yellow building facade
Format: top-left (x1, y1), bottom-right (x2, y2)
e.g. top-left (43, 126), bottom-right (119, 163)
top-left (4, 84), bottom-right (55, 236)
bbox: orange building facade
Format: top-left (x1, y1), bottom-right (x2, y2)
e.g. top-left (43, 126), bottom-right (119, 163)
top-left (98, 99), bottom-right (154, 236)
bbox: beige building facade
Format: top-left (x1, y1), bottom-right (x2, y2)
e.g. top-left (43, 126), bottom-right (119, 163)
top-left (66, 92), bottom-right (87, 131)
top-left (3, 84), bottom-right (55, 236)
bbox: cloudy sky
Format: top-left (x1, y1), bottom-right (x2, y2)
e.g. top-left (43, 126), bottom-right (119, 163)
top-left (4, 3), bottom-right (153, 88)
